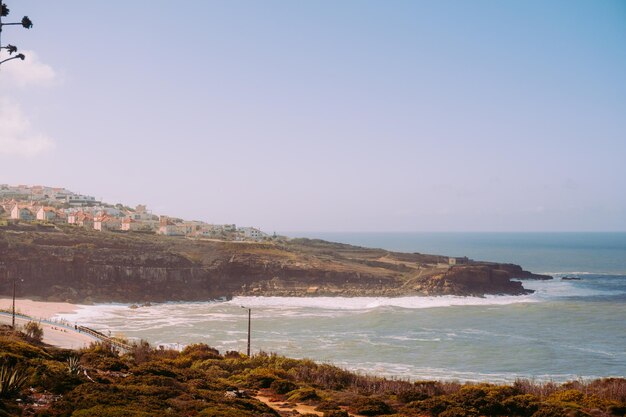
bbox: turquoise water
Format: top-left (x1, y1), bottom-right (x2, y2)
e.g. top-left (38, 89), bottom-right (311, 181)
top-left (286, 232), bottom-right (626, 274)
top-left (57, 233), bottom-right (626, 382)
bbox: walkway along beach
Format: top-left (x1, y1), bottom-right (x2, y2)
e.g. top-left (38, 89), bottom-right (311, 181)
top-left (0, 297), bottom-right (103, 349)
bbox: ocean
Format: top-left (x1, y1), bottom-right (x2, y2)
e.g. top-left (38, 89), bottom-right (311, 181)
top-left (56, 232), bottom-right (626, 382)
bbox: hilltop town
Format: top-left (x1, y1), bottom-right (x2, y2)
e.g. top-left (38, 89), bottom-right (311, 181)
top-left (0, 184), bottom-right (269, 241)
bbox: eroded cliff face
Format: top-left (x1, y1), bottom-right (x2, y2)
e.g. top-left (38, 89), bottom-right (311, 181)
top-left (0, 225), bottom-right (549, 303)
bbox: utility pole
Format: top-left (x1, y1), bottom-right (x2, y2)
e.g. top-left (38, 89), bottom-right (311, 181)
top-left (11, 271), bottom-right (16, 329)
top-left (0, 260), bottom-right (17, 328)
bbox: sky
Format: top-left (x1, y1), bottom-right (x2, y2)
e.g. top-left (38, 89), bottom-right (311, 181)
top-left (0, 1), bottom-right (625, 232)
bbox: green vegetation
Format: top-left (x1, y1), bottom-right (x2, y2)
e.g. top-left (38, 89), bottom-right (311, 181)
top-left (22, 322), bottom-right (43, 343)
top-left (0, 325), bottom-right (625, 416)
top-left (66, 356), bottom-right (81, 375)
top-left (0, 365), bottom-right (28, 399)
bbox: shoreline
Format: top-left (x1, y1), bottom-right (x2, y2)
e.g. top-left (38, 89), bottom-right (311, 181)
top-left (0, 297), bottom-right (97, 349)
top-left (0, 297), bottom-right (83, 319)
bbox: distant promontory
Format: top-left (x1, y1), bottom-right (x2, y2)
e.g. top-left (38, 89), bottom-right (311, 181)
top-left (0, 223), bottom-right (551, 303)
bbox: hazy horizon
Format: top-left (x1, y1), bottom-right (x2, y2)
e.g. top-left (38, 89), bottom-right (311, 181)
top-left (1, 1), bottom-right (625, 232)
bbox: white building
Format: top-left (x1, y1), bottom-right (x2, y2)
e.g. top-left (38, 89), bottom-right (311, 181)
top-left (36, 207), bottom-right (57, 222)
top-left (66, 194), bottom-right (98, 205)
top-left (239, 227), bottom-right (267, 240)
top-left (11, 205), bottom-right (34, 220)
top-left (94, 215), bottom-right (121, 231)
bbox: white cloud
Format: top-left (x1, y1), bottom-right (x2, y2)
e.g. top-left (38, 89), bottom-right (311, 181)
top-left (0, 50), bottom-right (56, 87)
top-left (0, 99), bottom-right (55, 157)
top-left (0, 50), bottom-right (57, 157)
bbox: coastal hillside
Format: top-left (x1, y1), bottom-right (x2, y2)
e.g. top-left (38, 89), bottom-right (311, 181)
top-left (0, 223), bottom-right (549, 303)
top-left (1, 326), bottom-right (625, 417)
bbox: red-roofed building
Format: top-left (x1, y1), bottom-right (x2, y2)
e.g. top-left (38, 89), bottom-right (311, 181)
top-left (94, 215), bottom-right (121, 231)
top-left (68, 211), bottom-right (94, 228)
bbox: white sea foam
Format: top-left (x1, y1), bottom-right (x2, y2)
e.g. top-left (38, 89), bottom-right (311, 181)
top-left (330, 361), bottom-right (606, 383)
top-left (540, 271), bottom-right (626, 276)
top-left (227, 294), bottom-right (538, 311)
top-left (54, 277), bottom-right (620, 328)
top-left (522, 279), bottom-right (621, 298)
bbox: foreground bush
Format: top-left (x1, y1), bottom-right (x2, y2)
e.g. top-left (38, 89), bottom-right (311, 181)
top-left (0, 364), bottom-right (28, 399)
top-left (0, 325), bottom-right (624, 417)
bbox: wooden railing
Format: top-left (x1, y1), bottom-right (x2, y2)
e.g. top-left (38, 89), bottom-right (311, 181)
top-left (0, 310), bottom-right (133, 353)
top-left (77, 325), bottom-right (133, 352)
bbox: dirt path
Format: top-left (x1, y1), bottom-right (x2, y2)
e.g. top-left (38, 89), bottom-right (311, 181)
top-left (255, 393), bottom-right (324, 416)
top-left (255, 391), bottom-right (364, 417)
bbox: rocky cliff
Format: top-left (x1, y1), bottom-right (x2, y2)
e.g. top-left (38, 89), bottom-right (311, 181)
top-left (0, 224), bottom-right (550, 303)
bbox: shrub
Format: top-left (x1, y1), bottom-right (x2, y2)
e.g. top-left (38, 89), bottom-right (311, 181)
top-left (133, 362), bottom-right (177, 378)
top-left (397, 388), bottom-right (429, 403)
top-left (197, 398), bottom-right (278, 417)
top-left (547, 389), bottom-right (584, 404)
top-left (71, 405), bottom-right (153, 417)
top-left (270, 378), bottom-right (297, 394)
top-left (80, 342), bottom-right (122, 370)
top-left (439, 406), bottom-right (479, 417)
top-left (410, 396), bottom-right (453, 415)
top-left (67, 356), bottom-right (82, 375)
top-left (23, 321), bottom-right (44, 342)
top-left (129, 340), bottom-right (152, 365)
top-left (181, 344), bottom-right (222, 361)
top-left (30, 360), bottom-right (83, 394)
top-left (350, 397), bottom-right (394, 416)
top-left (323, 411), bottom-right (349, 417)
top-left (291, 362), bottom-right (355, 391)
top-left (0, 336), bottom-right (50, 360)
top-left (585, 378), bottom-right (626, 403)
top-left (315, 399), bottom-right (342, 411)
top-left (81, 353), bottom-right (128, 372)
top-left (0, 364), bottom-right (29, 398)
top-left (244, 368), bottom-right (281, 389)
top-left (288, 388), bottom-right (320, 403)
top-left (224, 351), bottom-right (242, 359)
top-left (607, 403), bottom-right (626, 415)
top-left (531, 405), bottom-right (570, 417)
top-left (502, 394), bottom-right (540, 417)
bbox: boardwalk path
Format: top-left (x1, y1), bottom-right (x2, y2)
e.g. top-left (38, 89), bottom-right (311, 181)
top-left (0, 311), bottom-right (131, 351)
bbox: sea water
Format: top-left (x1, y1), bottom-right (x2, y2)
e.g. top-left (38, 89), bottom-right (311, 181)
top-left (56, 232), bottom-right (626, 382)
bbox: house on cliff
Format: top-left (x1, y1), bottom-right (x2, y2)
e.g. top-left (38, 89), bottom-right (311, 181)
top-left (239, 227), bottom-right (268, 241)
top-left (94, 215), bottom-right (122, 231)
top-left (121, 217), bottom-right (157, 232)
top-left (68, 211), bottom-right (94, 228)
top-left (10, 205), bottom-right (35, 221)
top-left (36, 207), bottom-right (58, 222)
top-left (157, 216), bottom-right (185, 236)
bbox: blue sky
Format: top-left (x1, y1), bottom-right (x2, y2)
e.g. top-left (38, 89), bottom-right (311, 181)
top-left (1, 1), bottom-right (625, 232)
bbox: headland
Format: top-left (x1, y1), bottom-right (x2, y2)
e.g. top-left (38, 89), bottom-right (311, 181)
top-left (0, 223), bottom-right (550, 304)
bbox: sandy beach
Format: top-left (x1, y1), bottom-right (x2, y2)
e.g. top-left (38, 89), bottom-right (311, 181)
top-left (0, 297), bottom-right (97, 349)
top-left (0, 297), bottom-right (81, 319)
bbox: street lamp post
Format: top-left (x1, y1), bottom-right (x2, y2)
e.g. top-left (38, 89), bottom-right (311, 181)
top-left (11, 272), bottom-right (16, 328)
top-left (8, 269), bottom-right (23, 329)
top-left (241, 306), bottom-right (251, 356)
top-left (0, 52), bottom-right (24, 65)
top-left (0, 0), bottom-right (34, 67)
